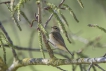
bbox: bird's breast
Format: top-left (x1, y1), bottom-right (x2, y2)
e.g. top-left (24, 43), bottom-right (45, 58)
top-left (49, 33), bottom-right (58, 47)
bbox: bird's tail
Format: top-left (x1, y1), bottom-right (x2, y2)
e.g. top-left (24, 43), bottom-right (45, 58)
top-left (59, 45), bottom-right (74, 56)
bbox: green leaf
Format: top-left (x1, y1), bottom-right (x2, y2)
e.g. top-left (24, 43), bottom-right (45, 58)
top-left (77, 0), bottom-right (84, 8)
top-left (63, 4), bottom-right (79, 22)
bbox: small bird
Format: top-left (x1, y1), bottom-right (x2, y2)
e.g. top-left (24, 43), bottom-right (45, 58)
top-left (49, 26), bottom-right (73, 56)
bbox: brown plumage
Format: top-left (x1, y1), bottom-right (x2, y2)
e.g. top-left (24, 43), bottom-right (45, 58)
top-left (49, 26), bottom-right (73, 56)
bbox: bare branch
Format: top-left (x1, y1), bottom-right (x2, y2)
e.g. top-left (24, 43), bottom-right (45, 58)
top-left (7, 57), bottom-right (106, 71)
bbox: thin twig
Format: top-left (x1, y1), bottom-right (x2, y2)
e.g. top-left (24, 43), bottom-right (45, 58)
top-left (10, 0), bottom-right (15, 11)
top-left (87, 62), bottom-right (93, 71)
top-left (56, 66), bottom-right (67, 71)
top-left (0, 22), bottom-right (19, 61)
top-left (92, 65), bottom-right (97, 71)
top-left (44, 0), bottom-right (66, 28)
top-left (44, 13), bottom-right (53, 28)
top-left (103, 53), bottom-right (106, 57)
top-left (95, 64), bottom-right (106, 71)
top-left (37, 1), bottom-right (45, 58)
top-left (0, 1), bottom-right (10, 4)
top-left (79, 64), bottom-right (83, 71)
top-left (77, 0), bottom-right (84, 8)
top-left (59, 0), bottom-right (65, 7)
top-left (1, 41), bottom-right (6, 64)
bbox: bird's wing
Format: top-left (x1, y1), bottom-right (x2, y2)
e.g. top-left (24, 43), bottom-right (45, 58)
top-left (51, 32), bottom-right (66, 47)
top-left (51, 32), bottom-right (73, 56)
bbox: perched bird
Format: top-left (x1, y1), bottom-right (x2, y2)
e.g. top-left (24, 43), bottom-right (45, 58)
top-left (49, 26), bottom-right (73, 56)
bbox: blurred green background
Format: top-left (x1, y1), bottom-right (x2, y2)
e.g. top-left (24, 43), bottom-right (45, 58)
top-left (0, 0), bottom-right (106, 71)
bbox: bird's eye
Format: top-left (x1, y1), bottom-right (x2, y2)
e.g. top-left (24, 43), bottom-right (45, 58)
top-left (55, 27), bottom-right (57, 29)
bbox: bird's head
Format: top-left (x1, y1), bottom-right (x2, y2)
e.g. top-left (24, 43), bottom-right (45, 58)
top-left (51, 26), bottom-right (60, 32)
